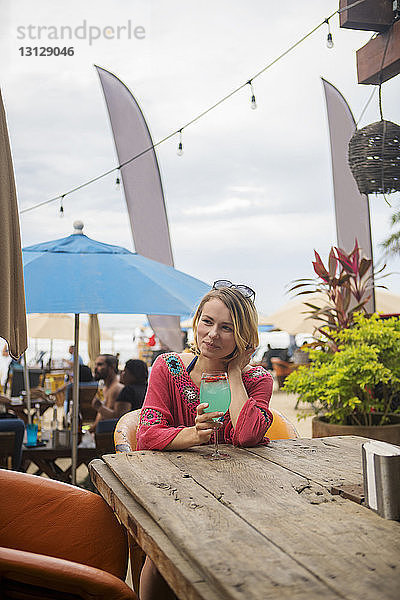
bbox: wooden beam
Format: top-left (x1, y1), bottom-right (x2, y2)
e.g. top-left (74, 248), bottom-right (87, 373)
top-left (357, 19), bottom-right (400, 84)
top-left (339, 0), bottom-right (394, 32)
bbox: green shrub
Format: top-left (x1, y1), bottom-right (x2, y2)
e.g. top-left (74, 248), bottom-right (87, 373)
top-left (284, 313), bottom-right (400, 426)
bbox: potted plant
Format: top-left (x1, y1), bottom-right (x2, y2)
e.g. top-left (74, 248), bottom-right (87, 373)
top-left (283, 242), bottom-right (400, 443)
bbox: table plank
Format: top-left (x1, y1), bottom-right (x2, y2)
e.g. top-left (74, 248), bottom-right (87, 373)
top-left (249, 436), bottom-right (367, 489)
top-left (249, 436), bottom-right (368, 503)
top-left (163, 444), bottom-right (400, 600)
top-left (103, 450), bottom-right (345, 600)
top-left (89, 458), bottom-right (222, 600)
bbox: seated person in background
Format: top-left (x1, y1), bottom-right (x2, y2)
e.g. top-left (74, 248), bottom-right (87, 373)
top-left (66, 345), bottom-right (84, 368)
top-left (292, 342), bottom-right (310, 365)
top-left (260, 344), bottom-right (273, 370)
top-left (117, 359), bottom-right (148, 410)
top-left (89, 354), bottom-right (124, 433)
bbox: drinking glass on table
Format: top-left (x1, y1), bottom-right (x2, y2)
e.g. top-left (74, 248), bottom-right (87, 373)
top-left (26, 423), bottom-right (38, 446)
top-left (200, 372), bottom-right (231, 460)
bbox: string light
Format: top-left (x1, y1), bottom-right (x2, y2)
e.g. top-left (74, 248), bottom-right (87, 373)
top-left (177, 129), bottom-right (184, 156)
top-left (325, 18), bottom-right (334, 49)
top-left (248, 80), bottom-right (257, 110)
top-left (20, 7), bottom-right (342, 216)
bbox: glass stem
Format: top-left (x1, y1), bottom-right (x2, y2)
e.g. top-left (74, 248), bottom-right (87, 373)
top-left (214, 426), bottom-right (219, 455)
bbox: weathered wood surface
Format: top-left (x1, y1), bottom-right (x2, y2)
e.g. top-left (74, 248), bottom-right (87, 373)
top-left (103, 450), bottom-right (336, 600)
top-left (249, 436), bottom-right (366, 494)
top-left (96, 438), bottom-right (400, 600)
top-left (89, 458), bottom-right (222, 600)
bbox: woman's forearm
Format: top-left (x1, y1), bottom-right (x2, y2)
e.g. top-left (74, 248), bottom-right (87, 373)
top-left (164, 426), bottom-right (200, 450)
top-left (228, 369), bottom-right (249, 428)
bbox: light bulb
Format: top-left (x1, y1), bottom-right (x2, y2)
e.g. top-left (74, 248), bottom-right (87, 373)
top-left (325, 18), bottom-right (334, 49)
top-left (248, 81), bottom-right (257, 110)
top-left (177, 130), bottom-right (184, 156)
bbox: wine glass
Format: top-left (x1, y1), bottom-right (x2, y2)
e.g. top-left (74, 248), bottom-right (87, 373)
top-left (200, 372), bottom-right (231, 460)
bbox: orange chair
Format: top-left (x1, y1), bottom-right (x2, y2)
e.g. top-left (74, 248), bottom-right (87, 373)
top-left (0, 469), bottom-right (137, 600)
top-left (114, 407), bottom-right (298, 453)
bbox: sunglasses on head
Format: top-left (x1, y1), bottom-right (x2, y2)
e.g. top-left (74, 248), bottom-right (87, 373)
top-left (212, 280), bottom-right (256, 301)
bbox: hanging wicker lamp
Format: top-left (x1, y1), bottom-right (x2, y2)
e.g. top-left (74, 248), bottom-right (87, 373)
top-left (348, 120), bottom-right (400, 195)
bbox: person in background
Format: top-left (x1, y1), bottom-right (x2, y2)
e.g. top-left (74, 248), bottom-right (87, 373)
top-left (89, 354), bottom-right (123, 433)
top-left (65, 345), bottom-right (84, 376)
top-left (292, 342), bottom-right (310, 365)
top-left (260, 344), bottom-right (273, 370)
top-left (116, 359), bottom-right (148, 410)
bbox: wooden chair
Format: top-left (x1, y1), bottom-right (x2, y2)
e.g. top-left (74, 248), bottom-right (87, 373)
top-left (0, 469), bottom-right (137, 599)
top-left (0, 432), bottom-right (14, 469)
top-left (65, 384), bottom-right (98, 426)
top-left (95, 418), bottom-right (119, 454)
top-left (0, 418), bottom-right (25, 469)
top-left (4, 367), bottom-right (43, 397)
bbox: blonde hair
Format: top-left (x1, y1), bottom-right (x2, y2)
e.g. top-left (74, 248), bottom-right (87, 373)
top-left (191, 288), bottom-right (259, 360)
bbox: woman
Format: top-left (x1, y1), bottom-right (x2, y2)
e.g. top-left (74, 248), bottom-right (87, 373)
top-left (117, 359), bottom-right (148, 409)
top-left (138, 281), bottom-right (273, 600)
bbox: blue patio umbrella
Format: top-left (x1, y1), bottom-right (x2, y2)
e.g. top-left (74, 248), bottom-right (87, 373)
top-left (23, 226), bottom-right (209, 315)
top-left (22, 222), bottom-right (210, 482)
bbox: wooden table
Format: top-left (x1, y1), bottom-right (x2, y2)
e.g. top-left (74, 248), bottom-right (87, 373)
top-left (89, 436), bottom-right (400, 600)
top-left (22, 445), bottom-right (100, 483)
top-left (0, 395), bottom-right (54, 424)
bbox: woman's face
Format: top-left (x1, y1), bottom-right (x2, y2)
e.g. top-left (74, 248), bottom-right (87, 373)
top-left (196, 298), bottom-right (236, 360)
top-left (120, 368), bottom-right (135, 385)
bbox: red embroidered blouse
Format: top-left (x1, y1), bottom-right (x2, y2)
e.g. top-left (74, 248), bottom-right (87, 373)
top-left (137, 352), bottom-right (274, 450)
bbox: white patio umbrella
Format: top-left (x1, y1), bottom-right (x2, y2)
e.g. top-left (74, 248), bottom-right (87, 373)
top-left (28, 314), bottom-right (90, 341)
top-left (88, 314), bottom-right (100, 370)
top-left (263, 290), bottom-right (400, 335)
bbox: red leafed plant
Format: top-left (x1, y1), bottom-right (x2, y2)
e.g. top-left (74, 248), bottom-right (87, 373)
top-left (289, 240), bottom-right (386, 344)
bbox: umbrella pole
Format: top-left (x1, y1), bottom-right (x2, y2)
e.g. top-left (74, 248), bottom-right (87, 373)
top-left (22, 352), bottom-right (32, 424)
top-left (71, 314), bottom-right (80, 485)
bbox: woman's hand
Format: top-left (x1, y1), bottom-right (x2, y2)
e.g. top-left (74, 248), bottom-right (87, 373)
top-left (226, 346), bottom-right (255, 376)
top-left (194, 402), bottom-right (223, 445)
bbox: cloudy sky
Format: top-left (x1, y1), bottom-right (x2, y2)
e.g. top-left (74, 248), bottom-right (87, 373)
top-left (2, 0), bottom-right (400, 320)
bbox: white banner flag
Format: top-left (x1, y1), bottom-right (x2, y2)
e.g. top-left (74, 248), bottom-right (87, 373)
top-left (96, 66), bottom-right (183, 350)
top-left (322, 78), bottom-right (375, 312)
